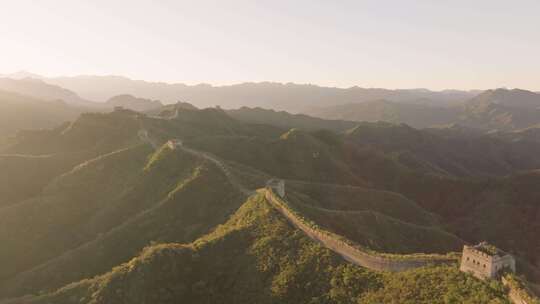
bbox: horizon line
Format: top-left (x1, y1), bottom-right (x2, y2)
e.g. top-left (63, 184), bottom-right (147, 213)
top-left (2, 70), bottom-right (537, 93)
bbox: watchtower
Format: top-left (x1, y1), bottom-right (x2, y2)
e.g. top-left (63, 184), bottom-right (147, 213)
top-left (460, 242), bottom-right (515, 280)
top-left (266, 179), bottom-right (285, 198)
top-left (167, 139), bottom-right (183, 149)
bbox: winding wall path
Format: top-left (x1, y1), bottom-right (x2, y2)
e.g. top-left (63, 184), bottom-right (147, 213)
top-left (140, 131), bottom-right (458, 273)
top-left (265, 187), bottom-right (458, 272)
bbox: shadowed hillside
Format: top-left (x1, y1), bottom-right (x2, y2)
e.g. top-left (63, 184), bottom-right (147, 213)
top-left (183, 120), bottom-right (540, 277)
top-left (0, 143), bottom-right (246, 299)
top-left (0, 90), bottom-right (83, 138)
top-left (106, 94), bottom-right (163, 112)
top-left (6, 194), bottom-right (510, 304)
top-left (227, 107), bottom-right (358, 132)
top-left (307, 99), bottom-right (458, 128)
top-left (0, 78), bottom-right (99, 107)
top-left (344, 122), bottom-right (540, 177)
top-left (308, 89), bottom-right (540, 131)
top-left (1, 104), bottom-right (539, 302)
top-left (284, 184), bottom-right (464, 255)
top-left (0, 109), bottom-right (145, 208)
top-left (186, 129), bottom-right (367, 186)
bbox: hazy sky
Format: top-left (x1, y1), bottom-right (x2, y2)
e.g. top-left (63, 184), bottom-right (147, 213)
top-left (1, 0), bottom-right (539, 90)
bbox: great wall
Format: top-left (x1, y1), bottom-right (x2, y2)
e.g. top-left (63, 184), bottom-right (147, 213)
top-left (140, 130), bottom-right (539, 302)
top-left (502, 276), bottom-right (540, 304)
top-left (139, 133), bottom-right (459, 273)
top-left (166, 139), bottom-right (253, 196)
top-left (264, 186), bottom-right (458, 272)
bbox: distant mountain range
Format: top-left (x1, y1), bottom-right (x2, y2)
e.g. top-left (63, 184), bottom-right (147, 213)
top-left (2, 71), bottom-right (540, 133)
top-left (106, 94), bottom-right (163, 112)
top-left (0, 77), bottom-right (98, 107)
top-left (0, 90), bottom-right (84, 138)
top-left (309, 89), bottom-right (540, 131)
top-left (0, 72), bottom-right (480, 111)
top-left (1, 102), bottom-right (540, 303)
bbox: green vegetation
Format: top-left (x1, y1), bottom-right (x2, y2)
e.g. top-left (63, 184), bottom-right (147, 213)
top-left (0, 110), bottom-right (151, 208)
top-left (503, 273), bottom-right (540, 304)
top-left (186, 130), bottom-right (367, 186)
top-left (476, 243), bottom-right (501, 256)
top-left (286, 181), bottom-right (438, 226)
top-left (309, 99), bottom-right (457, 129)
top-left (344, 121), bottom-right (540, 178)
top-left (0, 90), bottom-right (83, 138)
top-left (0, 153), bottom-right (83, 208)
top-left (287, 191), bottom-right (463, 255)
top-left (0, 144), bottom-right (245, 298)
top-left (15, 194), bottom-right (509, 304)
top-left (183, 120), bottom-right (540, 274)
top-left (2, 104), bottom-right (540, 302)
top-left (144, 142), bottom-right (174, 171)
top-left (227, 107), bottom-right (358, 132)
top-left (360, 266), bottom-right (509, 304)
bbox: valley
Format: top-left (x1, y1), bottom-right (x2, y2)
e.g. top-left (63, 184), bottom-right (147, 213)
top-left (3, 2), bottom-right (540, 302)
top-left (1, 103), bottom-right (539, 303)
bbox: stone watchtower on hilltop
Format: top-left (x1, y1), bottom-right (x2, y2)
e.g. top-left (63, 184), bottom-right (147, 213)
top-left (167, 139), bottom-right (183, 149)
top-left (266, 179), bottom-right (285, 198)
top-left (460, 242), bottom-right (516, 280)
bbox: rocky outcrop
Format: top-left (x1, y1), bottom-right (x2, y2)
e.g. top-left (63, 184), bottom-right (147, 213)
top-left (265, 187), bottom-right (457, 272)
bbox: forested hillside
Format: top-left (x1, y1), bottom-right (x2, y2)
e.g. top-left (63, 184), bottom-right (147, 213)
top-left (0, 106), bottom-right (538, 303)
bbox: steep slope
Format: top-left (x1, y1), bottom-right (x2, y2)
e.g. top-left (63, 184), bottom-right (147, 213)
top-left (344, 122), bottom-right (540, 177)
top-left (467, 89), bottom-right (540, 110)
top-left (288, 194), bottom-right (463, 255)
top-left (308, 89), bottom-right (540, 131)
top-left (186, 129), bottom-right (367, 186)
top-left (4, 109), bottom-right (142, 156)
top-left (184, 121), bottom-right (540, 276)
top-left (0, 78), bottom-right (99, 107)
top-left (0, 143), bottom-right (246, 299)
top-left (1, 103), bottom-right (538, 302)
top-left (283, 183), bottom-right (463, 255)
top-left (0, 110), bottom-right (145, 208)
top-left (0, 145), bottom-right (153, 283)
top-left (490, 125), bottom-right (540, 143)
top-left (448, 171), bottom-right (540, 269)
top-left (8, 194), bottom-right (510, 304)
top-left (0, 90), bottom-right (82, 137)
top-left (144, 101), bottom-right (199, 117)
top-left (286, 181), bottom-right (438, 226)
top-left (0, 105), bottom-right (279, 210)
top-left (458, 89), bottom-right (540, 131)
top-left (0, 153), bottom-right (86, 208)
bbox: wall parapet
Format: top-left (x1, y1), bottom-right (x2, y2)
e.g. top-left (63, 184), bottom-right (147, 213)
top-left (502, 275), bottom-right (540, 304)
top-left (264, 187), bottom-right (458, 272)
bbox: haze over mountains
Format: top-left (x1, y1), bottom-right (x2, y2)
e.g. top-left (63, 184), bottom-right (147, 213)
top-left (3, 0), bottom-right (540, 301)
top-left (1, 71), bottom-right (480, 110)
top-left (1, 79), bottom-right (540, 303)
top-left (1, 103), bottom-right (539, 303)
top-left (0, 77), bottom-right (96, 107)
top-left (2, 72), bottom-right (540, 134)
